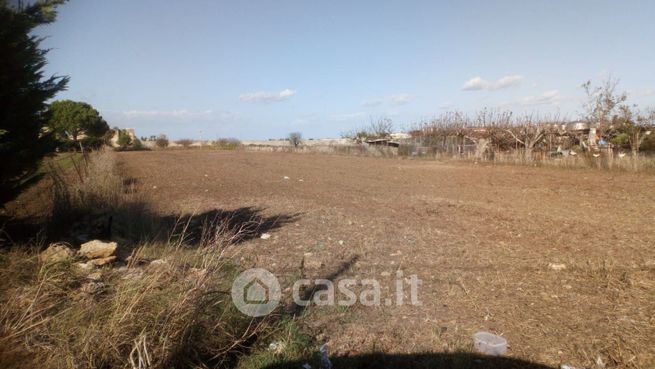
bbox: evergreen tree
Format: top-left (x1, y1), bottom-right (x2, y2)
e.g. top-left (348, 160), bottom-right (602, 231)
top-left (0, 0), bottom-right (68, 195)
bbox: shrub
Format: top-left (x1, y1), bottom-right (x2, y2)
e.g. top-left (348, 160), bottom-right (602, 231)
top-left (610, 133), bottom-right (629, 148)
top-left (116, 129), bottom-right (133, 150)
top-left (175, 139), bottom-right (193, 148)
top-left (212, 138), bottom-right (241, 150)
top-left (132, 138), bottom-right (143, 150)
top-left (155, 134), bottom-right (169, 148)
top-left (288, 132), bottom-right (302, 147)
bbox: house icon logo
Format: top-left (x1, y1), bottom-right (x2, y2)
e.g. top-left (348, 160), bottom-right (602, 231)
top-left (231, 268), bottom-right (281, 317)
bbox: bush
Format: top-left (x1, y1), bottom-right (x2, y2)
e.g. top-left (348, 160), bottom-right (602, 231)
top-left (175, 139), bottom-right (193, 149)
top-left (288, 132), bottom-right (302, 147)
top-left (155, 134), bottom-right (169, 148)
top-left (641, 132), bottom-right (655, 152)
top-left (116, 129), bottom-right (133, 150)
top-left (132, 138), bottom-right (143, 150)
top-left (610, 133), bottom-right (629, 148)
top-left (212, 138), bottom-right (241, 150)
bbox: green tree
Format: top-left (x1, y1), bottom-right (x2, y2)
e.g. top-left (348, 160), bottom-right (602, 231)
top-left (47, 100), bottom-right (109, 144)
top-left (0, 0), bottom-right (69, 194)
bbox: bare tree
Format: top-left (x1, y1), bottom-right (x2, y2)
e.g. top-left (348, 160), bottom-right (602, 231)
top-left (155, 134), bottom-right (169, 148)
top-left (175, 139), bottom-right (193, 148)
top-left (504, 114), bottom-right (558, 159)
top-left (581, 77), bottom-right (627, 145)
top-left (288, 132), bottom-right (302, 147)
top-left (368, 116), bottom-right (393, 138)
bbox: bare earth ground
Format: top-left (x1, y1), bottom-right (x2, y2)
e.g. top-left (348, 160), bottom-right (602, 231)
top-left (118, 150), bottom-right (655, 369)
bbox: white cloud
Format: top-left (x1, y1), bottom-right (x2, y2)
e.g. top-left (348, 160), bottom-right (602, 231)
top-left (462, 77), bottom-right (489, 91)
top-left (239, 89), bottom-right (296, 103)
top-left (389, 93), bottom-right (412, 105)
top-left (362, 93), bottom-right (412, 107)
top-left (462, 75), bottom-right (524, 91)
top-left (520, 89), bottom-right (561, 106)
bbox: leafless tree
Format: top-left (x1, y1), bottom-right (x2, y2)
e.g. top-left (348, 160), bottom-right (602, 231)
top-left (581, 77), bottom-right (627, 142)
top-left (155, 134), bottom-right (169, 148)
top-left (288, 132), bottom-right (302, 147)
top-left (175, 139), bottom-right (193, 148)
top-left (368, 116), bottom-right (393, 138)
top-left (504, 114), bottom-right (559, 159)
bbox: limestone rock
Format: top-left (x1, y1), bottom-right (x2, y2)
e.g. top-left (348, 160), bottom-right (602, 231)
top-left (81, 281), bottom-right (105, 295)
top-left (88, 256), bottom-right (117, 266)
top-left (40, 243), bottom-right (75, 263)
top-left (79, 240), bottom-right (118, 259)
top-left (75, 262), bottom-right (95, 272)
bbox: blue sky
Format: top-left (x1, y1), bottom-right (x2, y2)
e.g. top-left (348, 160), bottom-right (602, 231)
top-left (37, 0), bottom-right (655, 140)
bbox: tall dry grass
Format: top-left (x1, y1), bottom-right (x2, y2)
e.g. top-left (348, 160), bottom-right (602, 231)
top-left (0, 150), bottom-right (271, 369)
top-left (0, 242), bottom-right (267, 369)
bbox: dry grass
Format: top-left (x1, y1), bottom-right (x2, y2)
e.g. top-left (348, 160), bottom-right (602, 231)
top-left (0, 242), bottom-right (268, 369)
top-left (0, 150), bottom-right (282, 369)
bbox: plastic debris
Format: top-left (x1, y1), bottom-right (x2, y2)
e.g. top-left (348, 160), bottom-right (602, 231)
top-left (268, 341), bottom-right (286, 354)
top-left (319, 344), bottom-right (332, 369)
top-left (473, 332), bottom-right (507, 356)
top-left (548, 263), bottom-right (567, 271)
top-left (260, 233), bottom-right (271, 240)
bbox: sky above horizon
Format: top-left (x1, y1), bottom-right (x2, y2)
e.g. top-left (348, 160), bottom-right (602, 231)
top-left (36, 0), bottom-right (655, 140)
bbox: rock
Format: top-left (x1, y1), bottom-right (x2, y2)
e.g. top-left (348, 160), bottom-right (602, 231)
top-left (75, 262), bottom-right (95, 272)
top-left (88, 256), bottom-right (117, 266)
top-left (79, 240), bottom-right (118, 259)
top-left (40, 243), bottom-right (75, 263)
top-left (548, 263), bottom-right (567, 271)
top-left (81, 281), bottom-right (105, 295)
top-left (86, 272), bottom-right (102, 281)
